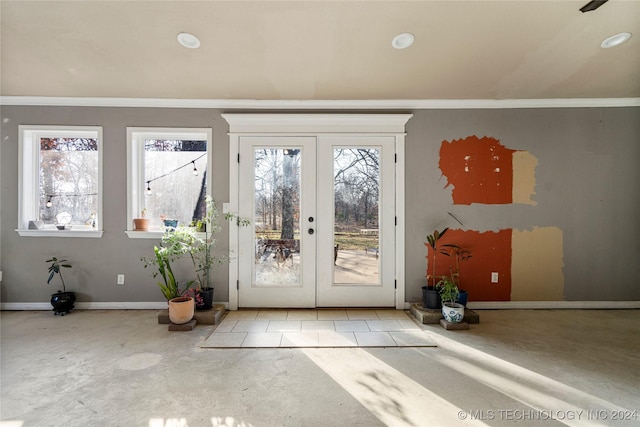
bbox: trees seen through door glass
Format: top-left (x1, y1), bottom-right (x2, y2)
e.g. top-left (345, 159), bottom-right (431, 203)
top-left (253, 148), bottom-right (302, 286)
top-left (333, 148), bottom-right (380, 285)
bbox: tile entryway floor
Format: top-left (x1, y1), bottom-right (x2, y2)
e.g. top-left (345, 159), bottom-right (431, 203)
top-left (201, 309), bottom-right (437, 348)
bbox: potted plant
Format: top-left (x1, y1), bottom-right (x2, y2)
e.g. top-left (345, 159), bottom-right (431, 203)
top-left (422, 227), bottom-right (448, 309)
top-left (189, 197), bottom-right (249, 310)
top-left (46, 257), bottom-right (76, 315)
top-left (142, 244), bottom-right (196, 324)
top-left (160, 214), bottom-right (178, 231)
top-left (188, 196), bottom-right (223, 310)
top-left (440, 243), bottom-right (472, 306)
top-left (144, 245), bottom-right (193, 300)
top-left (142, 196), bottom-right (249, 312)
top-left (168, 295), bottom-right (195, 325)
top-left (133, 208), bottom-right (150, 231)
top-left (437, 273), bottom-right (465, 323)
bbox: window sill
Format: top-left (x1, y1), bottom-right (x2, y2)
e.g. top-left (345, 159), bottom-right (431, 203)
top-left (16, 229), bottom-right (103, 238)
top-left (125, 230), bottom-right (165, 239)
top-left (125, 229), bottom-right (206, 239)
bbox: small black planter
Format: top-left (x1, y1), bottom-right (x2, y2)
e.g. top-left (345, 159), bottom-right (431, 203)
top-left (196, 287), bottom-right (214, 311)
top-left (50, 291), bottom-right (76, 315)
top-left (422, 286), bottom-right (442, 310)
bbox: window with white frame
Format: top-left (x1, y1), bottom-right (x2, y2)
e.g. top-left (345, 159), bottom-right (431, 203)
top-left (18, 126), bottom-right (103, 237)
top-left (126, 128), bottom-right (212, 236)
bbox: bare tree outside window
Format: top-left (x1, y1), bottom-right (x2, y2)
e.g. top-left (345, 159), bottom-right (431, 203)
top-left (39, 138), bottom-right (99, 227)
top-left (144, 139), bottom-right (207, 228)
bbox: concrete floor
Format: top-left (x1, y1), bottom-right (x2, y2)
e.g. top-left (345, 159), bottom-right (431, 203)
top-left (1, 309), bottom-right (639, 427)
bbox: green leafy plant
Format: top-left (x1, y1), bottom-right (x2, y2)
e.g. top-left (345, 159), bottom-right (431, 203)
top-left (46, 257), bottom-right (72, 292)
top-left (425, 227), bottom-right (448, 287)
top-left (440, 243), bottom-right (472, 288)
top-left (142, 246), bottom-right (194, 300)
top-left (436, 273), bottom-right (459, 305)
top-left (189, 196), bottom-right (250, 289)
top-left (142, 196), bottom-right (248, 300)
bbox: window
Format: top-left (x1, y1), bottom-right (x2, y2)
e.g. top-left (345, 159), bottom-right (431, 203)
top-left (126, 128), bottom-right (212, 237)
top-left (18, 126), bottom-right (103, 237)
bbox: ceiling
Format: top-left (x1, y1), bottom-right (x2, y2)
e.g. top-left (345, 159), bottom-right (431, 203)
top-left (1, 0), bottom-right (639, 102)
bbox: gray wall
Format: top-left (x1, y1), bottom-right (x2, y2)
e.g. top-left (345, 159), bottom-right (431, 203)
top-left (404, 108), bottom-right (640, 302)
top-left (0, 106), bottom-right (232, 304)
top-left (1, 105), bottom-right (639, 305)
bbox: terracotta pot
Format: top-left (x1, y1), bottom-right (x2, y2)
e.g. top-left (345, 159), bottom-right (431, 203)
top-left (168, 296), bottom-right (194, 324)
top-left (133, 218), bottom-right (150, 231)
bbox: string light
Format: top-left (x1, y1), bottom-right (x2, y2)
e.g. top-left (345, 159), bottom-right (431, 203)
top-left (44, 193), bottom-right (97, 207)
top-left (144, 153), bottom-right (206, 194)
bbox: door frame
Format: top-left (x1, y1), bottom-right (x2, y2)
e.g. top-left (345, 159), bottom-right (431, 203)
top-left (223, 114), bottom-right (412, 310)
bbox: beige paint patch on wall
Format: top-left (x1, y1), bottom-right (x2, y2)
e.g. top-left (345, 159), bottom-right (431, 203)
top-left (512, 151), bottom-right (538, 205)
top-left (511, 227), bottom-right (564, 301)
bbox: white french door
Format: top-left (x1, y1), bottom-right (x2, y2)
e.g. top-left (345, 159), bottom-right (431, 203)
top-left (238, 137), bottom-right (317, 307)
top-left (236, 135), bottom-right (396, 308)
top-left (316, 136), bottom-right (396, 307)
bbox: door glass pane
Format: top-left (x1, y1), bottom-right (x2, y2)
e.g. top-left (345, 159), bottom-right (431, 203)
top-left (254, 148), bottom-right (301, 286)
top-left (333, 148), bottom-right (380, 284)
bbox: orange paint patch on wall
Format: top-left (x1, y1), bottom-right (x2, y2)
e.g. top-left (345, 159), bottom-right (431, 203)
top-left (426, 229), bottom-right (512, 301)
top-left (439, 136), bottom-right (516, 205)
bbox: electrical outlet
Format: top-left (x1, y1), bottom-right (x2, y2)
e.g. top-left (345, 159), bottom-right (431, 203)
top-left (491, 272), bottom-right (499, 283)
top-left (117, 274), bottom-right (125, 285)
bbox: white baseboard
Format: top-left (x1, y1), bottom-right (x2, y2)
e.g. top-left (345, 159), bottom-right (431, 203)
top-left (404, 301), bottom-right (640, 310)
top-left (1, 301), bottom-right (230, 311)
top-left (467, 301), bottom-right (640, 309)
top-left (3, 301), bottom-right (637, 311)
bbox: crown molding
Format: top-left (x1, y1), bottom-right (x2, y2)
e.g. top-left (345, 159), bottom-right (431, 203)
top-left (1, 96), bottom-right (639, 109)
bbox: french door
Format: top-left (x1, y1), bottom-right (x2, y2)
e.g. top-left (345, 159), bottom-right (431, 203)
top-left (236, 135), bottom-right (396, 308)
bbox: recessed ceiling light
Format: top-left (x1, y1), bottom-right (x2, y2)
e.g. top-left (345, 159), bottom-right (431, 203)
top-left (177, 32), bottom-right (201, 49)
top-left (392, 32), bottom-right (415, 50)
top-left (600, 32), bottom-right (631, 49)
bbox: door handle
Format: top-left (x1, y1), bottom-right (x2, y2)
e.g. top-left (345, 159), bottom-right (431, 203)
top-left (308, 228), bottom-right (315, 235)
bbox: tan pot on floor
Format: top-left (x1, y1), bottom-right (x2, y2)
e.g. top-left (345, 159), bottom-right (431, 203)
top-left (133, 218), bottom-right (150, 231)
top-left (168, 296), bottom-right (195, 324)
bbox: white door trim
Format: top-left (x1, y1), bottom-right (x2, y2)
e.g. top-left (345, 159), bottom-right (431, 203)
top-left (224, 114), bottom-right (413, 310)
top-left (395, 135), bottom-right (406, 309)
